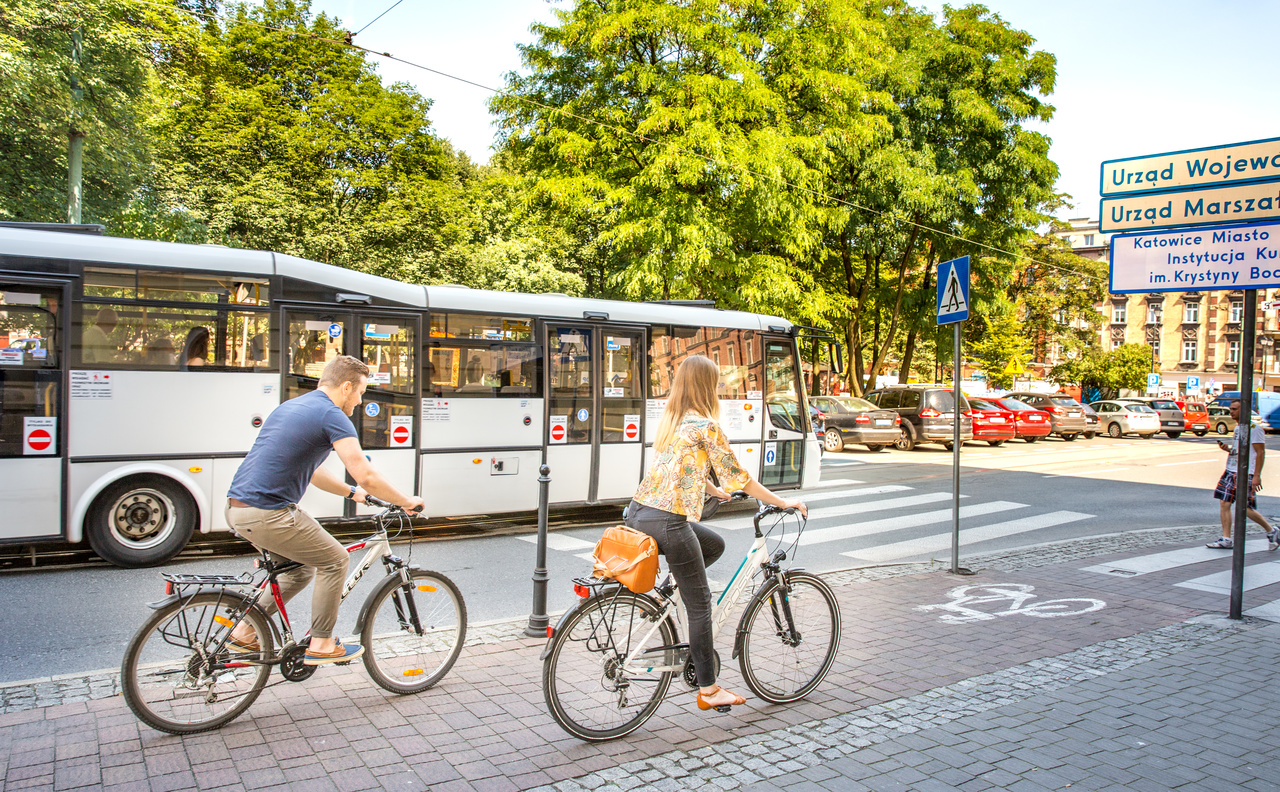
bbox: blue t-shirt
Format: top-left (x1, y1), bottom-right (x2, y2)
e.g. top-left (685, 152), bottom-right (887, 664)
top-left (228, 390), bottom-right (358, 509)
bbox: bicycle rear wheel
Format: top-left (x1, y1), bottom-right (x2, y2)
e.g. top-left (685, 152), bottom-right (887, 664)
top-left (361, 568), bottom-right (467, 694)
top-left (738, 572), bottom-right (840, 703)
top-left (543, 590), bottom-right (677, 741)
top-left (121, 592), bottom-right (273, 734)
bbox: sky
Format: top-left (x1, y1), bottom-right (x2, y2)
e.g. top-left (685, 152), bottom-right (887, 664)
top-left (299, 0), bottom-right (1280, 222)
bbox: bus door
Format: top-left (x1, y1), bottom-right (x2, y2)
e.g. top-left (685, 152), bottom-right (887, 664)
top-left (352, 313), bottom-right (418, 516)
top-left (0, 280), bottom-right (68, 541)
top-left (545, 323), bottom-right (646, 504)
top-left (760, 337), bottom-right (808, 489)
top-left (282, 308), bottom-right (419, 517)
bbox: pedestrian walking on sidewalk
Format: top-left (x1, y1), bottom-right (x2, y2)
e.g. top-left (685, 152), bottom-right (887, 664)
top-left (1208, 399), bottom-right (1279, 550)
top-left (624, 355), bottom-right (807, 713)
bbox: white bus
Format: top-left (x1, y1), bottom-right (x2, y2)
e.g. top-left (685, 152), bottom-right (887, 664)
top-left (0, 224), bottom-right (821, 567)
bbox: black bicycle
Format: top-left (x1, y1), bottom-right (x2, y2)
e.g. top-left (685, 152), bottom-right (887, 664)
top-left (121, 497), bottom-right (466, 734)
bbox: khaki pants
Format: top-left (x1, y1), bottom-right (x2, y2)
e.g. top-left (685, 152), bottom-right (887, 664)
top-left (224, 502), bottom-right (348, 639)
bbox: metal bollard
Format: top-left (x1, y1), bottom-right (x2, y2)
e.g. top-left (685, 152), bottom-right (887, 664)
top-left (525, 464), bottom-right (552, 637)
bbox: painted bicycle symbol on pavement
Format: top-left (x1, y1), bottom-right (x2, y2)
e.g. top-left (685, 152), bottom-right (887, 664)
top-left (916, 583), bottom-right (1106, 624)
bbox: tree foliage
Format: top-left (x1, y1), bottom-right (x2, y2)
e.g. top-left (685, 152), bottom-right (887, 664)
top-left (1050, 343), bottom-right (1152, 400)
top-left (3, 0), bottom-right (1125, 380)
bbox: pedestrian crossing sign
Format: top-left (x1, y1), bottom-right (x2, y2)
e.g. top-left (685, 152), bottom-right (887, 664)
top-left (936, 255), bottom-right (970, 325)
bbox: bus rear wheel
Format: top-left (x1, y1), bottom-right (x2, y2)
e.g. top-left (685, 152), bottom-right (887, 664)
top-left (86, 475), bottom-right (196, 568)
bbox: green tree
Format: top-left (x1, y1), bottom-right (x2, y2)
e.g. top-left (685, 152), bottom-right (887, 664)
top-left (0, 0), bottom-right (161, 223)
top-left (968, 306), bottom-right (1031, 390)
top-left (1050, 343), bottom-right (1151, 400)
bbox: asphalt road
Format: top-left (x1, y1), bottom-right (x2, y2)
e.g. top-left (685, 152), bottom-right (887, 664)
top-left (4, 432), bottom-right (1276, 684)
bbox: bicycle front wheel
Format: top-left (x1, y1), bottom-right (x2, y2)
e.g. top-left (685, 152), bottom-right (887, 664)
top-left (738, 572), bottom-right (840, 703)
top-left (361, 568), bottom-right (467, 694)
top-left (543, 591), bottom-right (677, 741)
top-left (121, 592), bottom-right (273, 734)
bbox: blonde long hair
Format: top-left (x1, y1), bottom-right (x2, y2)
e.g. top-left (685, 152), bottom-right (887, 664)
top-left (655, 356), bottom-right (721, 452)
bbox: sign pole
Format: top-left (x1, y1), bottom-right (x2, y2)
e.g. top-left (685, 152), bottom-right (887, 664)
top-left (935, 255), bottom-right (971, 576)
top-left (1230, 289), bottom-right (1257, 620)
top-left (952, 320), bottom-right (962, 575)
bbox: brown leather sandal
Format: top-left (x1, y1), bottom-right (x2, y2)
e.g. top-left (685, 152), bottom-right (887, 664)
top-left (696, 685), bottom-right (746, 713)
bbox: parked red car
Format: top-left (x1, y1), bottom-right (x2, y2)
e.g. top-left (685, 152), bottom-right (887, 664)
top-left (993, 397), bottom-right (1053, 442)
top-left (1175, 400), bottom-right (1210, 437)
top-left (966, 398), bottom-right (1017, 446)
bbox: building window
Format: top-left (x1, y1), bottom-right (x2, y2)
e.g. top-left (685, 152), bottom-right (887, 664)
top-left (1112, 338), bottom-right (1122, 351)
top-left (1184, 302), bottom-right (1199, 323)
top-left (1113, 304), bottom-right (1127, 323)
top-left (1228, 340), bottom-right (1240, 364)
top-left (1084, 234), bottom-right (1095, 246)
top-left (1147, 303), bottom-right (1162, 324)
top-left (1182, 340), bottom-right (1197, 362)
top-left (1151, 339), bottom-right (1160, 359)
top-left (1230, 301), bottom-right (1243, 323)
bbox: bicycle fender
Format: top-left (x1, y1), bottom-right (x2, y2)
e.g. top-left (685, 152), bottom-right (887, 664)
top-left (733, 577), bottom-right (776, 660)
top-left (146, 593), bottom-right (181, 610)
top-left (539, 602), bottom-right (586, 661)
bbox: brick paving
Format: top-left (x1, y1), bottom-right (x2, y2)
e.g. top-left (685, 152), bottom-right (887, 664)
top-left (3, 526), bottom-right (1278, 791)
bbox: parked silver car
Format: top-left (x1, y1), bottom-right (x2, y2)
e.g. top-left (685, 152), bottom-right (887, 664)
top-left (1116, 397), bottom-right (1186, 438)
top-left (1089, 400), bottom-right (1160, 438)
top-left (1005, 392), bottom-right (1088, 440)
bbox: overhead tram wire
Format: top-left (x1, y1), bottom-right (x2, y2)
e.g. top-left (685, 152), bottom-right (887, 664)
top-left (351, 0), bottom-right (405, 38)
top-left (124, 0), bottom-right (1106, 285)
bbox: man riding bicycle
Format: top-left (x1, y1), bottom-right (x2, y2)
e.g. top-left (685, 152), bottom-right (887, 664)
top-left (224, 355), bottom-right (424, 665)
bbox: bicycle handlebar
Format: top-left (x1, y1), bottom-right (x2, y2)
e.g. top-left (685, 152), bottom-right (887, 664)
top-left (362, 494), bottom-right (424, 515)
top-left (725, 490), bottom-right (804, 518)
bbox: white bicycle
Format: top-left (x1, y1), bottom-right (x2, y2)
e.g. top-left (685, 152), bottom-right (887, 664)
top-left (540, 494), bottom-right (841, 741)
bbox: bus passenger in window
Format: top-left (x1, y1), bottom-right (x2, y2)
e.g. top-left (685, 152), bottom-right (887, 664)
top-left (464, 354), bottom-right (483, 385)
top-left (183, 327), bottom-right (209, 368)
top-left (144, 336), bottom-right (178, 367)
top-left (81, 307), bottom-right (119, 363)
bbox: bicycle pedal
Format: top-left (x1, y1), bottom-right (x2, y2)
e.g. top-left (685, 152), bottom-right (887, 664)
top-left (334, 660), bottom-right (353, 666)
top-left (713, 704), bottom-right (732, 713)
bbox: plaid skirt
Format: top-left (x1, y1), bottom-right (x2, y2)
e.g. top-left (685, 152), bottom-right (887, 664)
top-left (1214, 470), bottom-right (1258, 509)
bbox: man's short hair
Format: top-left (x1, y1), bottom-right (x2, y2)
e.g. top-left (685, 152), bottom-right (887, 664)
top-left (318, 355), bottom-right (370, 388)
top-left (1231, 399), bottom-right (1241, 407)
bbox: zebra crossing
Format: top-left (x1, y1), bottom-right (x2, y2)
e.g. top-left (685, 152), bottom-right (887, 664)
top-left (516, 478), bottom-right (1097, 565)
top-left (1081, 540), bottom-right (1280, 622)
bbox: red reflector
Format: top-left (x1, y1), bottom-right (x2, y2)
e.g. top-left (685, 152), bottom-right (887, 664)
top-left (573, 584), bottom-right (590, 598)
top-left (165, 581), bottom-right (173, 595)
top-left (920, 408), bottom-right (941, 418)
top-left (547, 626), bottom-right (554, 638)
top-left (854, 414), bottom-right (870, 423)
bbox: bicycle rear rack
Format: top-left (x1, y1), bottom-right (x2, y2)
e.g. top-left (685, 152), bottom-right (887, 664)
top-left (162, 572), bottom-right (253, 587)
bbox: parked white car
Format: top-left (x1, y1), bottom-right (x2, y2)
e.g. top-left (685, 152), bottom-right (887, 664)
top-left (1089, 400), bottom-right (1161, 438)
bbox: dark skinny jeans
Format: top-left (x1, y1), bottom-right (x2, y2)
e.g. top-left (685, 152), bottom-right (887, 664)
top-left (624, 501), bottom-right (726, 687)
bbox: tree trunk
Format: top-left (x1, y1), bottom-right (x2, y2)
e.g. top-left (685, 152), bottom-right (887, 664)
top-left (862, 222), bottom-right (921, 391)
top-left (899, 249), bottom-right (937, 383)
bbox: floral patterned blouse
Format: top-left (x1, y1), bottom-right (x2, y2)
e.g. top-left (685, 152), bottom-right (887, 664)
top-left (633, 412), bottom-right (753, 521)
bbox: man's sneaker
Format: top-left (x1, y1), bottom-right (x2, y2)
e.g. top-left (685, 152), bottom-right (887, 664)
top-left (1206, 537), bottom-right (1234, 549)
top-left (1269, 529), bottom-right (1280, 552)
top-left (304, 641), bottom-right (364, 666)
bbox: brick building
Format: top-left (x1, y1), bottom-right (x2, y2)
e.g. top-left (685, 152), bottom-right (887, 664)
top-left (1058, 218), bottom-right (1280, 396)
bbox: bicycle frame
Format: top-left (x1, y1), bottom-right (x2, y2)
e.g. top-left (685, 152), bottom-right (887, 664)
top-left (621, 527), bottom-right (774, 676)
top-left (195, 523), bottom-right (407, 666)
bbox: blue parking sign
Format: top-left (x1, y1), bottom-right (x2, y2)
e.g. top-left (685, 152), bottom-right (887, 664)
top-left (1187, 375), bottom-right (1200, 392)
top-left (1146, 373), bottom-right (1161, 391)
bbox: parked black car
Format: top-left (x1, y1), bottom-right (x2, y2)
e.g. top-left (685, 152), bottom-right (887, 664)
top-left (864, 385), bottom-right (973, 451)
top-left (810, 395), bottom-right (901, 452)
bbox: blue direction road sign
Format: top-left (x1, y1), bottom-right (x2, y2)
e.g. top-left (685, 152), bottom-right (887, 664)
top-left (936, 256), bottom-right (970, 325)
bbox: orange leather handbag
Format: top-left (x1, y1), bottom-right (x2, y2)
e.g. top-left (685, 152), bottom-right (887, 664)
top-left (591, 526), bottom-right (659, 593)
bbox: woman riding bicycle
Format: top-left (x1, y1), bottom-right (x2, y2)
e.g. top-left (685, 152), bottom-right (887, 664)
top-left (624, 355), bottom-right (807, 712)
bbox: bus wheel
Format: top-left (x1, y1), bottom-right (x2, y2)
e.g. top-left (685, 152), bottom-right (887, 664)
top-left (86, 476), bottom-right (196, 568)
